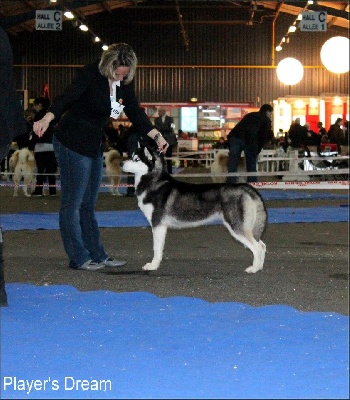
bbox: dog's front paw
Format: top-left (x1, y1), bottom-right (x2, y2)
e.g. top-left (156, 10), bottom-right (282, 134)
top-left (142, 262), bottom-right (159, 271)
top-left (245, 265), bottom-right (262, 274)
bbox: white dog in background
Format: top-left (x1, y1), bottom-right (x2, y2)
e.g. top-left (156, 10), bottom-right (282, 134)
top-left (105, 149), bottom-right (123, 196)
top-left (9, 148), bottom-right (37, 197)
top-left (210, 150), bottom-right (246, 183)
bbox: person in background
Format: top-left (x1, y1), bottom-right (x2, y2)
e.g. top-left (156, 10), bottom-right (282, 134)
top-left (303, 122), bottom-right (321, 155)
top-left (30, 96), bottom-right (58, 196)
top-left (317, 121), bottom-right (327, 137)
top-left (15, 108), bottom-right (34, 149)
top-left (213, 136), bottom-right (228, 149)
top-left (343, 120), bottom-right (348, 146)
top-left (33, 43), bottom-right (169, 271)
top-left (0, 27), bottom-right (27, 306)
top-left (288, 118), bottom-right (308, 150)
top-left (154, 107), bottom-right (177, 173)
top-left (317, 121), bottom-right (329, 145)
top-left (327, 117), bottom-right (344, 154)
top-left (178, 129), bottom-right (190, 140)
top-left (226, 104), bottom-right (273, 183)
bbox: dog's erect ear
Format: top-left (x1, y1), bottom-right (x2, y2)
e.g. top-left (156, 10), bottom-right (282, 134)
top-left (144, 147), bottom-right (153, 161)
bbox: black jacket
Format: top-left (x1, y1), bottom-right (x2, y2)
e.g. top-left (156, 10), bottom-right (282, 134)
top-left (328, 123), bottom-right (344, 145)
top-left (154, 115), bottom-right (174, 136)
top-left (0, 27), bottom-right (26, 150)
top-left (154, 115), bottom-right (177, 146)
top-left (288, 123), bottom-right (308, 148)
top-left (51, 60), bottom-right (154, 158)
top-left (228, 111), bottom-right (272, 154)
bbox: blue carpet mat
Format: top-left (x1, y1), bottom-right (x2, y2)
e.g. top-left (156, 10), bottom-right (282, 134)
top-left (0, 206), bottom-right (348, 232)
top-left (1, 284), bottom-right (348, 399)
top-left (259, 190), bottom-right (348, 201)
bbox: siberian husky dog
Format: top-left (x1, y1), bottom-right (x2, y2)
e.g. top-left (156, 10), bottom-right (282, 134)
top-left (105, 149), bottom-right (123, 196)
top-left (123, 146), bottom-right (267, 273)
top-left (210, 149), bottom-right (246, 183)
top-left (9, 148), bottom-right (37, 197)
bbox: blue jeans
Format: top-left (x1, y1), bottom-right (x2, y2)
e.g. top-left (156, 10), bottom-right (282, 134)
top-left (227, 137), bottom-right (258, 183)
top-left (53, 137), bottom-right (108, 267)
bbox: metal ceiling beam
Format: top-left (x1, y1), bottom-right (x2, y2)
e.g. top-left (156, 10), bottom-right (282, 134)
top-left (1, 0), bottom-right (348, 33)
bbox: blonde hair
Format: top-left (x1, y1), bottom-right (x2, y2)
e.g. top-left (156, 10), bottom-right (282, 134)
top-left (98, 43), bottom-right (137, 85)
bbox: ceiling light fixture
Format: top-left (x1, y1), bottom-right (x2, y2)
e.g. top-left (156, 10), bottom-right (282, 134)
top-left (64, 11), bottom-right (74, 19)
top-left (63, 7), bottom-right (108, 49)
top-left (275, 0), bottom-right (312, 53)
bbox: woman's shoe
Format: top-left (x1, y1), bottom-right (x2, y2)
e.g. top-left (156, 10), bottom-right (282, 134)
top-left (102, 257), bottom-right (126, 267)
top-left (75, 260), bottom-right (105, 271)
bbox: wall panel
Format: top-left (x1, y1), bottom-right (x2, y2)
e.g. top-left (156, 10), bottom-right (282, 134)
top-left (9, 5), bottom-right (348, 105)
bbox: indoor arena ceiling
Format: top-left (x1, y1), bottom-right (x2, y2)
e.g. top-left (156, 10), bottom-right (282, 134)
top-left (0, 0), bottom-right (349, 36)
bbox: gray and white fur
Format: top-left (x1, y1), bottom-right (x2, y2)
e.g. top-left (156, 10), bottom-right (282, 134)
top-left (122, 147), bottom-right (267, 273)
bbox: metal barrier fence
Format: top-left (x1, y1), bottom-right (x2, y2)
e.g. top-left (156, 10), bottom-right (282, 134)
top-left (1, 149), bottom-right (349, 190)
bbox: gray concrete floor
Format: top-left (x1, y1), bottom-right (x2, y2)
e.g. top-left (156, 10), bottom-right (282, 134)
top-left (0, 186), bottom-right (349, 315)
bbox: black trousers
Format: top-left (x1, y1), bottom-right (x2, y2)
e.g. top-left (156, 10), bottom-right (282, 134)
top-left (0, 144), bottom-right (9, 306)
top-left (34, 151), bottom-right (58, 195)
top-left (0, 229), bottom-right (7, 306)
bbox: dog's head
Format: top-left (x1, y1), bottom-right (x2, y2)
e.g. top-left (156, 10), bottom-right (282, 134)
top-left (122, 146), bottom-right (166, 177)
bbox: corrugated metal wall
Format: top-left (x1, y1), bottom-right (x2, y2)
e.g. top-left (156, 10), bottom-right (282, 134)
top-left (9, 5), bottom-right (349, 104)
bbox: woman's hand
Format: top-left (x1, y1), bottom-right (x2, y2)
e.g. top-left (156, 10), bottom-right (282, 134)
top-left (156, 135), bottom-right (169, 153)
top-left (33, 112), bottom-right (54, 137)
top-left (148, 129), bottom-right (169, 153)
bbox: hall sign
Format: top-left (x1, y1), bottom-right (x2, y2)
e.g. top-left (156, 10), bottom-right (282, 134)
top-left (36, 10), bottom-right (62, 31)
top-left (300, 11), bottom-right (327, 32)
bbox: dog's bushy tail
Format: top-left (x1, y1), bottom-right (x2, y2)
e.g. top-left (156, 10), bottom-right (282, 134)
top-left (24, 150), bottom-right (35, 163)
top-left (106, 150), bottom-right (121, 164)
top-left (9, 150), bottom-right (20, 172)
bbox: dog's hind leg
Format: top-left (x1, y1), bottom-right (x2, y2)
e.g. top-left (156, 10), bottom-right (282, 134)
top-left (142, 224), bottom-right (167, 271)
top-left (23, 177), bottom-right (32, 197)
top-left (223, 222), bottom-right (265, 273)
top-left (113, 175), bottom-right (122, 196)
top-left (12, 174), bottom-right (20, 196)
top-left (112, 185), bottom-right (122, 196)
top-left (13, 183), bottom-right (19, 197)
top-left (256, 240), bottom-right (266, 272)
top-left (23, 184), bottom-right (30, 197)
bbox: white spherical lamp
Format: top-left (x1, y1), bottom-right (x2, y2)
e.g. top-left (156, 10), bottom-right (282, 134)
top-left (320, 36), bottom-right (349, 73)
top-left (276, 57), bottom-right (304, 85)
